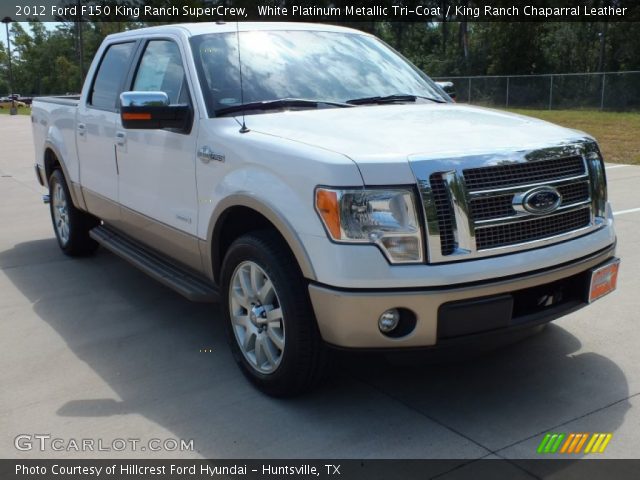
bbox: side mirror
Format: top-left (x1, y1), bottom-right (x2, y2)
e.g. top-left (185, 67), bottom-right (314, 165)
top-left (120, 91), bottom-right (190, 131)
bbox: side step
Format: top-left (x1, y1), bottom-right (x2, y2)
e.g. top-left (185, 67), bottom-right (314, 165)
top-left (90, 225), bottom-right (219, 303)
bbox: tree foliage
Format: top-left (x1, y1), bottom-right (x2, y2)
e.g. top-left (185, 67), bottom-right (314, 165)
top-left (1, 20), bottom-right (639, 95)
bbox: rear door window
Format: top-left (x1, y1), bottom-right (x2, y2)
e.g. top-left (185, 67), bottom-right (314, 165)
top-left (90, 42), bottom-right (136, 111)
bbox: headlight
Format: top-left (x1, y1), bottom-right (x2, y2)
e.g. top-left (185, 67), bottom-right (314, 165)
top-left (315, 187), bottom-right (423, 263)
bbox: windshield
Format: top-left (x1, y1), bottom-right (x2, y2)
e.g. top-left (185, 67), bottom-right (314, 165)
top-left (190, 30), bottom-right (447, 116)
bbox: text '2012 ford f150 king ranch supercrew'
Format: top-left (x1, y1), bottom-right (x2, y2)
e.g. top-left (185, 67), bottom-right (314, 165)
top-left (31, 22), bottom-right (619, 396)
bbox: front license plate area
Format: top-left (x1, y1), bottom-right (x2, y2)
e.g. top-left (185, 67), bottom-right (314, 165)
top-left (588, 258), bottom-right (620, 303)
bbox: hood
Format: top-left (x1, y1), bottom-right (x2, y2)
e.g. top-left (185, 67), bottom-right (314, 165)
top-left (244, 103), bottom-right (591, 185)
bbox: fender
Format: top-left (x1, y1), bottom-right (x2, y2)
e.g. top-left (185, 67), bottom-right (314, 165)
top-left (202, 194), bottom-right (317, 283)
top-left (43, 140), bottom-right (87, 211)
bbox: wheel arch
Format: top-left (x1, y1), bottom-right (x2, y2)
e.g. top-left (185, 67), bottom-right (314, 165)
top-left (205, 195), bottom-right (316, 285)
top-left (43, 142), bottom-right (87, 210)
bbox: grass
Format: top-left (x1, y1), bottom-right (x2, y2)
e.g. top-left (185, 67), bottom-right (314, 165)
top-left (0, 106), bottom-right (31, 115)
top-left (505, 109), bottom-right (640, 165)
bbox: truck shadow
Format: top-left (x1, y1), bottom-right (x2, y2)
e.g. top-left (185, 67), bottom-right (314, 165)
top-left (1, 238), bottom-right (630, 462)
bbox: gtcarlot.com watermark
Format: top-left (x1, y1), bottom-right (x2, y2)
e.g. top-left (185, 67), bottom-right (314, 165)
top-left (15, 434), bottom-right (194, 453)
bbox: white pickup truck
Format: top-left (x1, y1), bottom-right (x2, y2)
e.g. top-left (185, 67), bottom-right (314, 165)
top-left (31, 22), bottom-right (619, 396)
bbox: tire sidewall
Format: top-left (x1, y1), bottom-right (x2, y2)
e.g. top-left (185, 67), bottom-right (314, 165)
top-left (221, 234), bottom-right (315, 395)
top-left (49, 170), bottom-right (73, 252)
top-left (48, 169), bottom-right (98, 256)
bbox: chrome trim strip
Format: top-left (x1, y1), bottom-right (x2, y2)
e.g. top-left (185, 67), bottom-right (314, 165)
top-left (443, 171), bottom-right (475, 253)
top-left (468, 174), bottom-right (589, 196)
top-left (474, 205), bottom-right (590, 231)
top-left (474, 200), bottom-right (592, 226)
top-left (475, 218), bottom-right (605, 255)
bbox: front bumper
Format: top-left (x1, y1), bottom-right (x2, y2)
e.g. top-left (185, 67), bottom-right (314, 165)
top-left (309, 242), bottom-right (616, 349)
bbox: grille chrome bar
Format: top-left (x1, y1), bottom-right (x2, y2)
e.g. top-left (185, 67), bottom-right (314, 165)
top-left (474, 201), bottom-right (592, 226)
top-left (409, 141), bottom-right (607, 264)
top-left (472, 180), bottom-right (592, 226)
top-left (443, 171), bottom-right (475, 253)
top-left (463, 155), bottom-right (586, 191)
top-left (467, 173), bottom-right (589, 196)
top-left (475, 206), bottom-right (591, 250)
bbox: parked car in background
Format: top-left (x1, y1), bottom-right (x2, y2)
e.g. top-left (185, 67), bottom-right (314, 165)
top-left (0, 97), bottom-right (27, 109)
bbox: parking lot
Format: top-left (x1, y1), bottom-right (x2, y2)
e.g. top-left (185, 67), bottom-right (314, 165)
top-left (1, 114), bottom-right (639, 472)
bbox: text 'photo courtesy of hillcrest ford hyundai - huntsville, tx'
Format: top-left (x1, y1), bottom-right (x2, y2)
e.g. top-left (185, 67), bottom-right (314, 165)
top-left (30, 22), bottom-right (619, 397)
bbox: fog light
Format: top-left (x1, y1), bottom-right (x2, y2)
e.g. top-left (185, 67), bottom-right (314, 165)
top-left (378, 309), bottom-right (400, 333)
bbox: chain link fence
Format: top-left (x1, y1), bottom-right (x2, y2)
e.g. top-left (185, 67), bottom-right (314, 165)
top-left (434, 71), bottom-right (640, 111)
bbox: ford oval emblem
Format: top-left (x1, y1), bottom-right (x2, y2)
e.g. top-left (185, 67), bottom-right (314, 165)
top-left (520, 186), bottom-right (562, 215)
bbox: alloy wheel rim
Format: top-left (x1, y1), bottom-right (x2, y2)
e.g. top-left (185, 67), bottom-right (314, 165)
top-left (229, 261), bottom-right (285, 374)
top-left (52, 182), bottom-right (70, 246)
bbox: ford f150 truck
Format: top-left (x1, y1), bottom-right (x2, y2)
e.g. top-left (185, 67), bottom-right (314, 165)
top-left (31, 22), bottom-right (619, 396)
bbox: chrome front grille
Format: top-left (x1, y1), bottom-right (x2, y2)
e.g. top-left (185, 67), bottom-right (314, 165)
top-left (410, 142), bottom-right (607, 263)
top-left (469, 181), bottom-right (591, 222)
top-left (475, 207), bottom-right (591, 250)
top-left (463, 155), bottom-right (585, 190)
top-left (429, 173), bottom-right (456, 255)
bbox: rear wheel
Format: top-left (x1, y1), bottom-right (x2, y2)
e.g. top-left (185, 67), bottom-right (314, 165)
top-left (49, 169), bottom-right (99, 256)
top-left (221, 230), bottom-right (327, 397)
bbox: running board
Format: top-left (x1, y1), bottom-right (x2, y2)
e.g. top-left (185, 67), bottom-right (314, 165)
top-left (90, 226), bottom-right (219, 303)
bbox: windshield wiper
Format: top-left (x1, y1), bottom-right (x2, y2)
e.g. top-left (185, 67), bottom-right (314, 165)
top-left (215, 98), bottom-right (353, 117)
top-left (346, 94), bottom-right (446, 105)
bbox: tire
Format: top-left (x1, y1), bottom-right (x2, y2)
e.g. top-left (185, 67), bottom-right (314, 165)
top-left (49, 169), bottom-right (99, 256)
top-left (221, 230), bottom-right (328, 397)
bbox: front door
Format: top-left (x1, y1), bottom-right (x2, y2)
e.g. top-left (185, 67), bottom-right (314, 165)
top-left (116, 38), bottom-right (202, 271)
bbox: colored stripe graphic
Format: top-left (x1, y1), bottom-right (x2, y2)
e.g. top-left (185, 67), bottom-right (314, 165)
top-left (539, 433), bottom-right (613, 454)
top-left (574, 434), bottom-right (588, 453)
top-left (591, 433), bottom-right (607, 453)
top-left (598, 434), bottom-right (613, 453)
top-left (537, 434), bottom-right (552, 453)
top-left (584, 433), bottom-right (599, 453)
top-left (568, 433), bottom-right (583, 453)
top-left (550, 433), bottom-right (565, 453)
top-left (545, 434), bottom-right (559, 453)
top-left (560, 433), bottom-right (574, 453)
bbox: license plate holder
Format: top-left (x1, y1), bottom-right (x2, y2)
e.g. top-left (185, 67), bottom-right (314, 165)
top-left (588, 258), bottom-right (620, 303)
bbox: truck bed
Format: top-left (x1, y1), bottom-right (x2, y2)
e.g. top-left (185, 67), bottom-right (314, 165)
top-left (32, 96), bottom-right (80, 107)
top-left (31, 96), bottom-right (82, 188)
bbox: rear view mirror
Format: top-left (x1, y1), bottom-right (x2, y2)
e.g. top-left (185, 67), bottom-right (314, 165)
top-left (120, 91), bottom-right (190, 131)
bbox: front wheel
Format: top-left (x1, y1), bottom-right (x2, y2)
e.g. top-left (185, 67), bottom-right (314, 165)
top-left (221, 231), bottom-right (327, 397)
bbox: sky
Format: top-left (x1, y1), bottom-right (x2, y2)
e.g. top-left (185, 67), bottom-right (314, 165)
top-left (1, 22), bottom-right (61, 49)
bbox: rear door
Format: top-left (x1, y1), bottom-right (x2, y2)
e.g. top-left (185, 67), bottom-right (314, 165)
top-left (77, 41), bottom-right (137, 222)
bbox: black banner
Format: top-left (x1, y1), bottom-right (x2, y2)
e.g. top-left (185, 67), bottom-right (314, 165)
top-left (2, 459), bottom-right (640, 480)
top-left (2, 0), bottom-right (640, 23)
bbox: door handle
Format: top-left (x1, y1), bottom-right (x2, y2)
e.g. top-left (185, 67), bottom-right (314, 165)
top-left (115, 131), bottom-right (127, 146)
top-left (77, 123), bottom-right (86, 137)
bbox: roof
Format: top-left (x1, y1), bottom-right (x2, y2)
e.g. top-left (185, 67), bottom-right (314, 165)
top-left (105, 22), bottom-right (366, 41)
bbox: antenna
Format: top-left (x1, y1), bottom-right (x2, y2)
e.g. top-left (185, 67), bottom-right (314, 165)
top-left (236, 21), bottom-right (249, 133)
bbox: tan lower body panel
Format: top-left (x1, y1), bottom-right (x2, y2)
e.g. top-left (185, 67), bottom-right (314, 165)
top-left (119, 206), bottom-right (203, 274)
top-left (82, 188), bottom-right (120, 224)
top-left (69, 181), bottom-right (87, 211)
top-left (82, 187), bottom-right (204, 274)
top-left (309, 244), bottom-right (616, 349)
